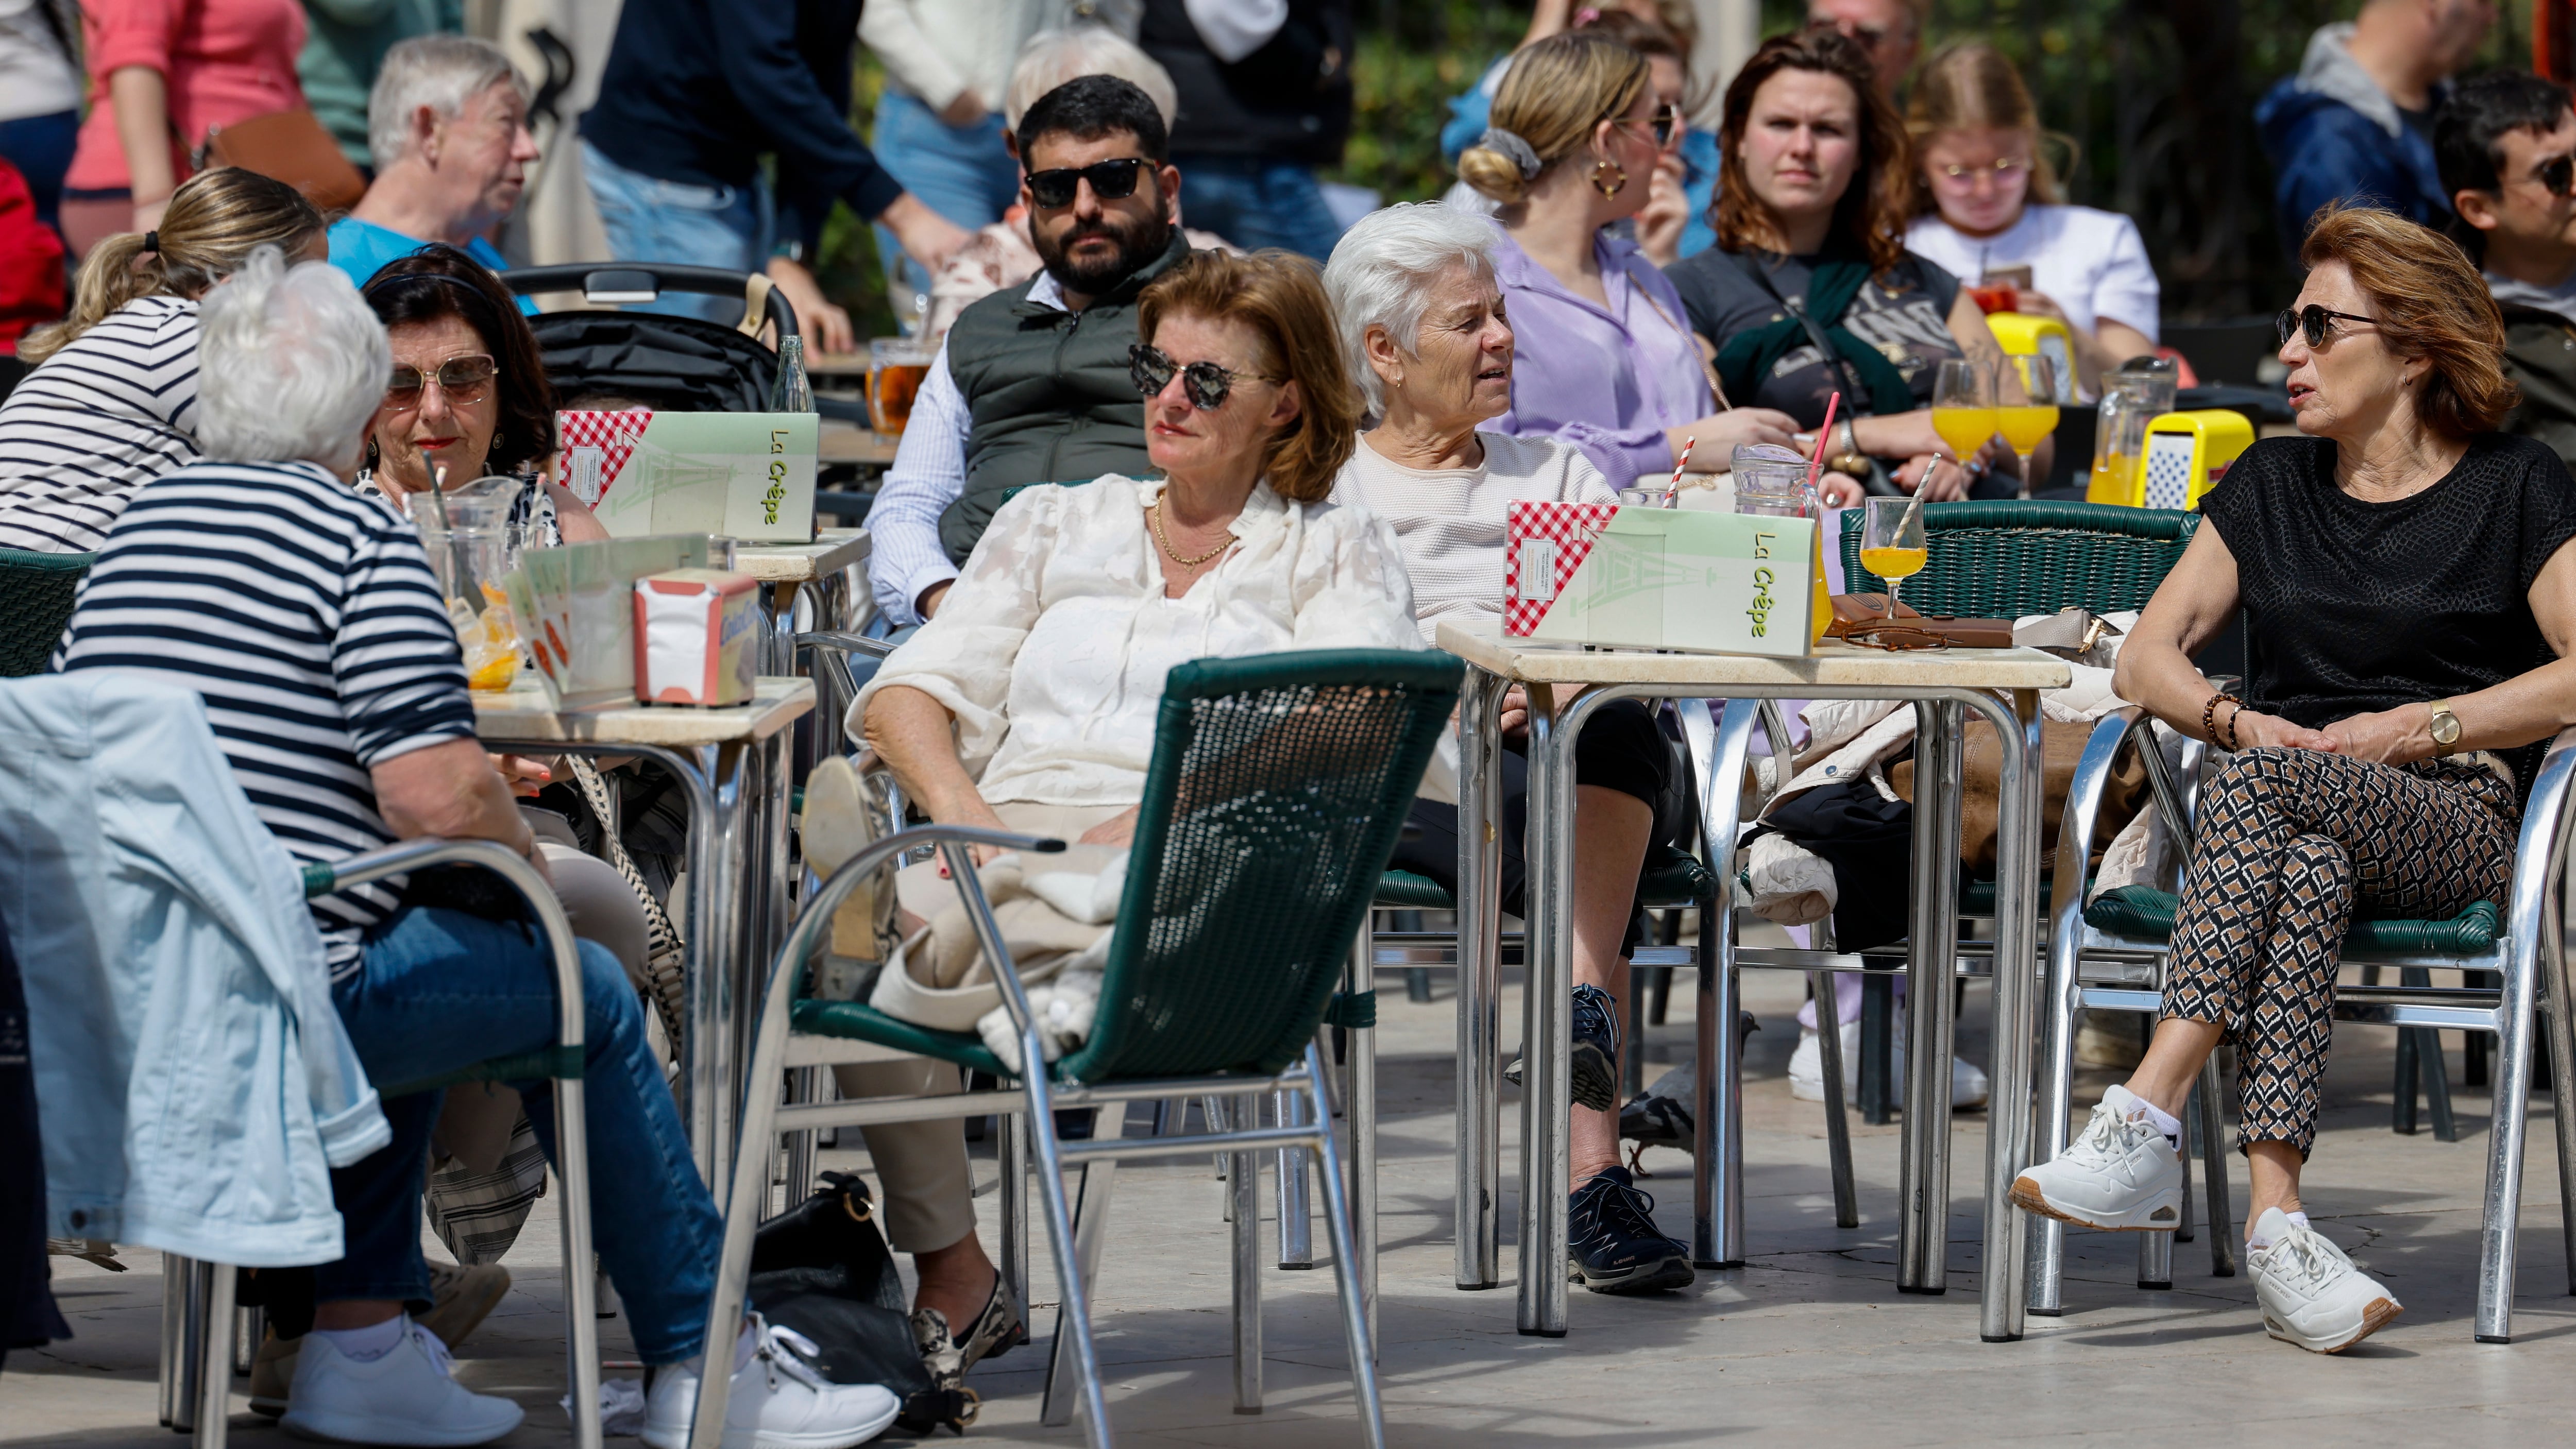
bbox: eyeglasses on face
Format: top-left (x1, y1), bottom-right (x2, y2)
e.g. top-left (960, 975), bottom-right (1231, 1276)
top-left (1611, 101), bottom-right (1685, 150)
top-left (2274, 305), bottom-right (2379, 349)
top-left (1129, 343), bottom-right (1280, 412)
top-left (1025, 157), bottom-right (1149, 209)
top-left (385, 353), bottom-right (498, 408)
top-left (1934, 157), bottom-right (2031, 182)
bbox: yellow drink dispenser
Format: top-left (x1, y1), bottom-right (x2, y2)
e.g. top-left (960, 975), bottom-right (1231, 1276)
top-left (2132, 408), bottom-right (2256, 510)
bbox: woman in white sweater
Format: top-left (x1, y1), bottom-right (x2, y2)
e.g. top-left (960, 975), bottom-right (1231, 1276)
top-left (1324, 201), bottom-right (1696, 1297)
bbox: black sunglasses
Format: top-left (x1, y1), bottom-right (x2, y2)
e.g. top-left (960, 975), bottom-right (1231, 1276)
top-left (2274, 305), bottom-right (2379, 348)
top-left (1129, 344), bottom-right (1279, 411)
top-left (2537, 151), bottom-right (2576, 198)
top-left (1025, 157), bottom-right (1149, 209)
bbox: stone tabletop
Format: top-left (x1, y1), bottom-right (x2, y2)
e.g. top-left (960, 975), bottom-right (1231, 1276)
top-left (1433, 616), bottom-right (2072, 691)
top-left (473, 676), bottom-right (815, 745)
top-left (734, 527), bottom-right (871, 584)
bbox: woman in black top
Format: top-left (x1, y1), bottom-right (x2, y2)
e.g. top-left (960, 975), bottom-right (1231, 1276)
top-left (1661, 27), bottom-right (2021, 504)
top-left (2014, 206), bottom-right (2576, 1354)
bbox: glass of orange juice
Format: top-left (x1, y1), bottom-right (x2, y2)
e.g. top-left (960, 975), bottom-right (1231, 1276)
top-left (1860, 496), bottom-right (1928, 623)
top-left (1996, 353), bottom-right (2060, 497)
top-left (1930, 358), bottom-right (1996, 466)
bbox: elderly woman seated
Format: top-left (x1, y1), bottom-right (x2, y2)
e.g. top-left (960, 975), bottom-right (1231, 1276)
top-left (2013, 206), bottom-right (2576, 1354)
top-left (57, 249), bottom-right (899, 1447)
top-left (841, 246), bottom-right (1431, 1377)
top-left (1320, 201), bottom-right (1693, 1297)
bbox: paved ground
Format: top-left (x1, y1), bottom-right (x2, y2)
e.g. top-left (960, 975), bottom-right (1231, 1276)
top-left (9, 948), bottom-right (2573, 1446)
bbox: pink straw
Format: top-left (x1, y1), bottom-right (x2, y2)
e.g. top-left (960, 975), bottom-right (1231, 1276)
top-left (1806, 391), bottom-right (1841, 498)
top-left (1662, 437), bottom-right (1693, 507)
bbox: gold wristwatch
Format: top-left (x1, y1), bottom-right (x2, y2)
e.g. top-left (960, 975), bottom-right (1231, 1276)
top-left (2427, 701), bottom-right (2464, 756)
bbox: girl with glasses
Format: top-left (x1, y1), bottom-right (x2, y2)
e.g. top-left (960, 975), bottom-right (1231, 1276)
top-left (1902, 41), bottom-right (2160, 396)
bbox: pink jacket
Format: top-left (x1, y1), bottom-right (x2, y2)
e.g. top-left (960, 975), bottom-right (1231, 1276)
top-left (64, 0), bottom-right (307, 194)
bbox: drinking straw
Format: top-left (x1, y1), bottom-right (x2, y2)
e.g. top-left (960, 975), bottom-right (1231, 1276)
top-left (1662, 436), bottom-right (1693, 507)
top-left (1805, 391), bottom-right (1840, 498)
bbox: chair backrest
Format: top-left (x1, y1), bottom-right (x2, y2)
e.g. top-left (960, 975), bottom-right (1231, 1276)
top-left (0, 549), bottom-right (92, 678)
top-left (1054, 649), bottom-right (1463, 1084)
top-left (1837, 501), bottom-right (2196, 618)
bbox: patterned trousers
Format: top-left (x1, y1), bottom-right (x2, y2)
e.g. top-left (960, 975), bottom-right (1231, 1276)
top-left (2164, 747), bottom-right (2517, 1156)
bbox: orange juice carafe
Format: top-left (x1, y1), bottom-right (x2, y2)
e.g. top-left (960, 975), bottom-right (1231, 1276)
top-left (2088, 360), bottom-right (2178, 506)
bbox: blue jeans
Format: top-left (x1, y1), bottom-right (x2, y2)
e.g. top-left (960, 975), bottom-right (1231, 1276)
top-left (869, 90), bottom-right (1020, 308)
top-left (0, 108), bottom-right (76, 234)
top-left (319, 902), bottom-right (722, 1365)
top-left (1168, 155), bottom-right (1345, 260)
top-left (583, 139), bottom-right (767, 328)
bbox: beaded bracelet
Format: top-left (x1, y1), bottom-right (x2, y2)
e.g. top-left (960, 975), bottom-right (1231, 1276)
top-left (2202, 691), bottom-right (2245, 750)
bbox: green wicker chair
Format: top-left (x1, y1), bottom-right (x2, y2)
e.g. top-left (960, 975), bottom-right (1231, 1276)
top-left (693, 650), bottom-right (1458, 1448)
top-left (1836, 500), bottom-right (2196, 616)
top-left (0, 548), bottom-right (92, 677)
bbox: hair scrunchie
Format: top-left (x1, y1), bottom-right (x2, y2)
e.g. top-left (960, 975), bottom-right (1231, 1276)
top-left (140, 230), bottom-right (160, 255)
top-left (1477, 128), bottom-right (1544, 181)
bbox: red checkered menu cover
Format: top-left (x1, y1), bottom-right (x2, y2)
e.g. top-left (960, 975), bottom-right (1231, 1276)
top-left (1503, 500), bottom-right (1619, 635)
top-left (554, 409), bottom-right (652, 505)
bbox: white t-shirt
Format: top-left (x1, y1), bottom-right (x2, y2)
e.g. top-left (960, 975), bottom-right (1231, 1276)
top-left (1329, 430), bottom-right (1615, 647)
top-left (1905, 204), bottom-right (2161, 344)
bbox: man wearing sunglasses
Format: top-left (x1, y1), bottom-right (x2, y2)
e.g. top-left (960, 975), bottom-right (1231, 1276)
top-left (866, 75), bottom-right (1193, 628)
top-left (2438, 70), bottom-right (2576, 473)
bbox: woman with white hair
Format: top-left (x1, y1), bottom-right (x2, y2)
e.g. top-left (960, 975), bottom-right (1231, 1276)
top-left (60, 248), bottom-right (902, 1446)
top-left (1323, 201), bottom-right (1696, 1300)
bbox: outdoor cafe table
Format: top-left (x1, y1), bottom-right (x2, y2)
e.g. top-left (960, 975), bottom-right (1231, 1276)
top-left (476, 675), bottom-right (814, 1214)
top-left (1432, 616), bottom-right (2071, 1342)
top-left (736, 527), bottom-right (871, 757)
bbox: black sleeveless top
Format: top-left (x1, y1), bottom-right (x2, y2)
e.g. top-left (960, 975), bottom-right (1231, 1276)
top-left (2199, 433), bottom-right (2576, 762)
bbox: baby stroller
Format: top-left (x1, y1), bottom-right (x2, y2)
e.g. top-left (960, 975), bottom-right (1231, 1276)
top-left (502, 263), bottom-right (801, 411)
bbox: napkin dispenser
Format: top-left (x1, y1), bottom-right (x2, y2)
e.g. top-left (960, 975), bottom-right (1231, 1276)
top-left (634, 568), bottom-right (758, 706)
top-left (1505, 501), bottom-right (1817, 657)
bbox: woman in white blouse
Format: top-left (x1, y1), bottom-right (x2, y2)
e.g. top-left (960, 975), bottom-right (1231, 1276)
top-left (1901, 42), bottom-right (2159, 394)
top-left (1321, 202), bottom-right (1696, 1298)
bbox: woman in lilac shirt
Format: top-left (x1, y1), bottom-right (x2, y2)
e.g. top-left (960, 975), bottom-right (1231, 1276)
top-left (1456, 31), bottom-right (1799, 490)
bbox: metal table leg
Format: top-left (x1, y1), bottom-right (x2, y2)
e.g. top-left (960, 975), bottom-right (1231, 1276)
top-left (1454, 670), bottom-right (1505, 1290)
top-left (1899, 700), bottom-right (1965, 1293)
top-left (1687, 698), bottom-right (1761, 1269)
top-left (1349, 922), bottom-right (1380, 1345)
top-left (1977, 688), bottom-right (2046, 1342)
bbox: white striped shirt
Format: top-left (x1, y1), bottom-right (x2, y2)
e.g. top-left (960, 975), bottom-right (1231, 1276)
top-left (0, 296), bottom-right (204, 554)
top-left (57, 459), bottom-right (481, 976)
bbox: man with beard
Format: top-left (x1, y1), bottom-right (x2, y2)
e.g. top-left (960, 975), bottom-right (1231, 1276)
top-left (866, 75), bottom-right (1193, 625)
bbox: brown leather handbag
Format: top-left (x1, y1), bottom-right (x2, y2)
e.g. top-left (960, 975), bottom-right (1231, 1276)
top-left (1891, 718), bottom-right (2149, 873)
top-left (198, 110), bottom-right (368, 211)
top-left (1825, 593), bottom-right (2015, 650)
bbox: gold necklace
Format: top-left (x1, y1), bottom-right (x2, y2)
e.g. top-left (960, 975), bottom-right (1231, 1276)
top-left (1150, 498), bottom-right (1232, 567)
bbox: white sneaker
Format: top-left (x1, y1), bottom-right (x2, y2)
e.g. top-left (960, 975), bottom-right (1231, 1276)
top-left (641, 1316), bottom-right (901, 1449)
top-left (2009, 1084), bottom-right (2184, 1231)
top-left (2248, 1208), bottom-right (2403, 1353)
top-left (1788, 1012), bottom-right (1991, 1110)
top-left (279, 1316), bottom-right (524, 1446)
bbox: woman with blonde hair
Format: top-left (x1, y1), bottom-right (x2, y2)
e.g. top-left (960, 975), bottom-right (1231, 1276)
top-left (2017, 207), bottom-right (2576, 1353)
top-left (1903, 40), bottom-right (2159, 392)
top-left (0, 166), bottom-right (323, 552)
top-left (1457, 31), bottom-right (1800, 491)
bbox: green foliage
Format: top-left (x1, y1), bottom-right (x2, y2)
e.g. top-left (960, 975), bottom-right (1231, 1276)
top-left (1328, 4), bottom-right (1531, 205)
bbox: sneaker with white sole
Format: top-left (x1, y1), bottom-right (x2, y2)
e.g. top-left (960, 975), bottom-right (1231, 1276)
top-left (640, 1315), bottom-right (900, 1449)
top-left (2248, 1208), bottom-right (2402, 1353)
top-left (1788, 1011), bottom-right (1991, 1110)
top-left (253, 1260), bottom-right (513, 1418)
top-left (279, 1315), bottom-right (523, 1446)
top-left (2009, 1084), bottom-right (2183, 1231)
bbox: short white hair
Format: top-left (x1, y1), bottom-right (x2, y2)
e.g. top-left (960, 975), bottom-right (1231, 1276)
top-left (196, 247), bottom-right (390, 474)
top-left (368, 35), bottom-right (526, 170)
top-left (1321, 202), bottom-right (1502, 419)
top-left (1005, 27), bottom-right (1178, 132)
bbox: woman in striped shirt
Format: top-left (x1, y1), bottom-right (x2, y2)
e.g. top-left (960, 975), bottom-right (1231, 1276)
top-left (0, 165), bottom-right (320, 553)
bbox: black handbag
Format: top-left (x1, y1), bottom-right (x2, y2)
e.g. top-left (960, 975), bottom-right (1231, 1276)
top-left (749, 1173), bottom-right (978, 1434)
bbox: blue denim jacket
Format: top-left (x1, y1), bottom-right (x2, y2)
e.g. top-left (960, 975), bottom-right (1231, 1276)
top-left (0, 673), bottom-right (388, 1267)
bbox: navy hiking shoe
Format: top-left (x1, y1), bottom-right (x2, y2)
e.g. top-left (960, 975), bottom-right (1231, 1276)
top-left (1502, 983), bottom-right (1624, 1111)
top-left (1567, 1166), bottom-right (1694, 1294)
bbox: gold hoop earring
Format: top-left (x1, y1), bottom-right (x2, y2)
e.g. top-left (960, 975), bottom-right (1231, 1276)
top-left (1590, 159), bottom-right (1629, 198)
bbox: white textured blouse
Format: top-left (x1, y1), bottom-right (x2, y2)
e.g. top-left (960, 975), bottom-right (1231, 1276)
top-left (850, 472), bottom-right (1437, 808)
top-left (1329, 430), bottom-right (1616, 646)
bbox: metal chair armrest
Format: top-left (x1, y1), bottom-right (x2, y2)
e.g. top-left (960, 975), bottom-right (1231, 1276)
top-left (2050, 707), bottom-right (2152, 916)
top-left (796, 629), bottom-right (899, 659)
top-left (308, 838), bottom-right (586, 1054)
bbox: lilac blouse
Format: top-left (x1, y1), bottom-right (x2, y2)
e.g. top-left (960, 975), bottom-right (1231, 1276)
top-left (1487, 227), bottom-right (1713, 489)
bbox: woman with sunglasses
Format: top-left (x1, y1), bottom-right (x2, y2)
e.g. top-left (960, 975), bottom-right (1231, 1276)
top-left (1902, 42), bottom-right (2158, 396)
top-left (2015, 205), bottom-right (2576, 1354)
top-left (355, 244), bottom-right (606, 546)
top-left (1455, 32), bottom-right (1801, 493)
top-left (1665, 27), bottom-right (2022, 505)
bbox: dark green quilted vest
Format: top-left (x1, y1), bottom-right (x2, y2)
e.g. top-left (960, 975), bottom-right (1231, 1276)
top-left (935, 233), bottom-right (1191, 564)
